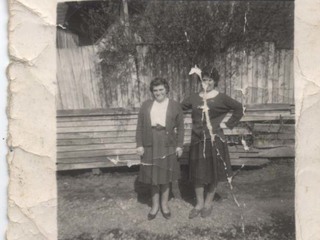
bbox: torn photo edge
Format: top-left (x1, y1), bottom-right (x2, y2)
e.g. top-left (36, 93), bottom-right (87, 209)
top-left (6, 0), bottom-right (320, 239)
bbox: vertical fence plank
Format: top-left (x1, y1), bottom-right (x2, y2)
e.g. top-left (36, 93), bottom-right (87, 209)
top-left (90, 47), bottom-right (106, 109)
top-left (81, 47), bottom-right (95, 108)
top-left (262, 42), bottom-right (269, 103)
top-left (236, 50), bottom-right (243, 103)
top-left (59, 49), bottom-right (74, 109)
top-left (232, 50), bottom-right (240, 102)
top-left (92, 46), bottom-right (105, 108)
top-left (252, 49), bottom-right (259, 103)
top-left (215, 54), bottom-right (225, 94)
top-left (225, 48), bottom-right (232, 97)
top-left (247, 50), bottom-right (254, 104)
top-left (278, 50), bottom-right (286, 103)
top-left (180, 64), bottom-right (188, 100)
top-left (272, 50), bottom-right (280, 103)
top-left (136, 45), bottom-right (149, 106)
top-left (174, 61), bottom-right (181, 102)
top-left (111, 73), bottom-right (117, 108)
top-left (126, 60), bottom-right (133, 108)
top-left (256, 46), bottom-right (264, 103)
top-left (219, 54), bottom-right (226, 94)
top-left (288, 50), bottom-right (294, 104)
top-left (177, 61), bottom-right (183, 102)
top-left (57, 50), bottom-right (70, 109)
top-left (284, 49), bottom-right (291, 104)
top-left (240, 49), bottom-right (248, 105)
top-left (58, 49), bottom-right (78, 109)
top-left (130, 56), bottom-right (140, 108)
top-left (122, 67), bottom-right (129, 108)
top-left (101, 59), bottom-right (112, 108)
top-left (267, 43), bottom-right (275, 103)
top-left (230, 47), bottom-right (237, 99)
top-left (219, 54), bottom-right (225, 94)
top-left (71, 48), bottom-right (84, 109)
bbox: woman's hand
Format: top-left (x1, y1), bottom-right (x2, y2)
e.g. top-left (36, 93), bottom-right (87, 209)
top-left (136, 147), bottom-right (144, 156)
top-left (176, 147), bottom-right (183, 158)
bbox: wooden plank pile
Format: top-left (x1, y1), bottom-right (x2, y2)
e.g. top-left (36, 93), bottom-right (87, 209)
top-left (57, 104), bottom-right (294, 171)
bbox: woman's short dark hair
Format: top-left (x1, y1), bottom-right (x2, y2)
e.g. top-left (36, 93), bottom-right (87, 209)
top-left (149, 77), bottom-right (170, 93)
top-left (201, 67), bottom-right (220, 87)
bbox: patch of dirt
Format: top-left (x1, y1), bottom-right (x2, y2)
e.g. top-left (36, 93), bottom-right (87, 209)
top-left (57, 159), bottom-right (295, 240)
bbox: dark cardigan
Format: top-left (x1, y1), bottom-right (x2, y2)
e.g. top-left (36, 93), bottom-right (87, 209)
top-left (136, 99), bottom-right (185, 148)
top-left (181, 92), bottom-right (243, 141)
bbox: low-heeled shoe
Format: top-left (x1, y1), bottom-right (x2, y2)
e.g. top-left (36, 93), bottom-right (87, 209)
top-left (200, 206), bottom-right (213, 218)
top-left (147, 209), bottom-right (159, 220)
top-left (188, 208), bottom-right (201, 219)
top-left (162, 210), bottom-right (171, 219)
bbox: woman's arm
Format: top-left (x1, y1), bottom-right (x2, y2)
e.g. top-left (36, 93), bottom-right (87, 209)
top-left (181, 96), bottom-right (192, 111)
top-left (175, 105), bottom-right (185, 148)
top-left (223, 95), bottom-right (244, 129)
top-left (136, 103), bottom-right (144, 147)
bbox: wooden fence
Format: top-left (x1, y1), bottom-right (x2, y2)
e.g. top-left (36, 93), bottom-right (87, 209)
top-left (56, 45), bottom-right (106, 110)
top-left (56, 42), bottom-right (293, 110)
top-left (216, 42), bottom-right (294, 105)
top-left (136, 42), bottom-right (294, 106)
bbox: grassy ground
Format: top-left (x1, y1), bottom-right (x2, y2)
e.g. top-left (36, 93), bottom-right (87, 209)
top-left (57, 159), bottom-right (295, 240)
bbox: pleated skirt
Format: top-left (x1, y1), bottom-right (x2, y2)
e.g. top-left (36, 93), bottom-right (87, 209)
top-left (139, 129), bottom-right (181, 185)
top-left (189, 136), bottom-right (233, 186)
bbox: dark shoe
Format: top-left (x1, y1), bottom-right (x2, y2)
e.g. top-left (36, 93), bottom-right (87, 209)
top-left (162, 210), bottom-right (171, 219)
top-left (188, 208), bottom-right (201, 219)
top-left (201, 206), bottom-right (213, 218)
top-left (147, 209), bottom-right (159, 220)
top-left (214, 193), bottom-right (222, 202)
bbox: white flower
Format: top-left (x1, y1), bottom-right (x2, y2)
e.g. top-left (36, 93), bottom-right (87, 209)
top-left (189, 65), bottom-right (202, 79)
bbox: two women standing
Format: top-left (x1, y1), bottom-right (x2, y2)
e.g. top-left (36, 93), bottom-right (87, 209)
top-left (136, 69), bottom-right (243, 220)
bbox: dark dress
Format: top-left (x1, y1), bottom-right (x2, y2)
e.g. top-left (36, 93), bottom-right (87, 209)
top-left (181, 92), bottom-right (243, 185)
top-left (136, 99), bottom-right (184, 185)
top-left (139, 128), bottom-right (179, 185)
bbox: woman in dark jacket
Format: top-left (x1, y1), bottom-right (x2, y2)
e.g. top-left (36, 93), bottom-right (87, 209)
top-left (136, 77), bottom-right (184, 220)
top-left (181, 67), bottom-right (243, 219)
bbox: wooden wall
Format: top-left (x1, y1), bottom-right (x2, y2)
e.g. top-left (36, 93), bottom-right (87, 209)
top-left (56, 29), bottom-right (79, 49)
top-left (56, 45), bottom-right (106, 110)
top-left (56, 42), bottom-right (293, 110)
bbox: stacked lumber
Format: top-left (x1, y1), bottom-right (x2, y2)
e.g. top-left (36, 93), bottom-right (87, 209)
top-left (57, 111), bottom-right (251, 171)
top-left (56, 104), bottom-right (295, 171)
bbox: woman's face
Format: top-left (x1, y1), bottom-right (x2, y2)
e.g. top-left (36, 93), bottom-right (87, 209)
top-left (202, 76), bottom-right (215, 92)
top-left (152, 84), bottom-right (167, 102)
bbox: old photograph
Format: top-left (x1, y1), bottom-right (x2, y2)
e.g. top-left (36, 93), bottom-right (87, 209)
top-left (56, 1), bottom-right (295, 239)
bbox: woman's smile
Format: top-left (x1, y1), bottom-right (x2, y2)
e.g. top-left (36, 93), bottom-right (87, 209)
top-left (153, 85), bottom-right (167, 102)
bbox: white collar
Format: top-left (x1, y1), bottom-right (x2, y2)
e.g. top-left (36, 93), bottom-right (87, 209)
top-left (153, 97), bottom-right (169, 105)
top-left (199, 90), bottom-right (219, 99)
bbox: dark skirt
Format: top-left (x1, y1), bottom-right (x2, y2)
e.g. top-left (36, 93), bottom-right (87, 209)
top-left (139, 128), bottom-right (181, 185)
top-left (189, 136), bottom-right (233, 185)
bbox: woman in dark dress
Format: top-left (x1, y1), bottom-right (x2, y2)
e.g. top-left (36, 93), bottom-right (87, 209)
top-left (136, 78), bottom-right (184, 220)
top-left (181, 67), bottom-right (243, 219)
